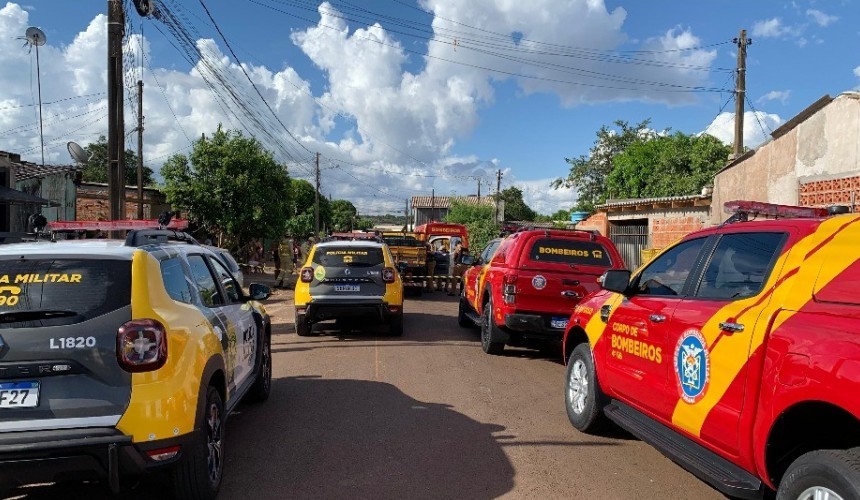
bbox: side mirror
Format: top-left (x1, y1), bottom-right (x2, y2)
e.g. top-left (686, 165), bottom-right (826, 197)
top-left (396, 261), bottom-right (409, 272)
top-left (248, 283), bottom-right (272, 301)
top-left (600, 270), bottom-right (631, 294)
top-left (460, 255), bottom-right (476, 266)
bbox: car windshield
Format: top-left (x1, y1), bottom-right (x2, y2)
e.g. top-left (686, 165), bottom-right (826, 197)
top-left (313, 246), bottom-right (385, 267)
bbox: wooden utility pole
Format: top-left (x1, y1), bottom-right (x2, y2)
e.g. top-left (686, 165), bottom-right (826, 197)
top-left (733, 29), bottom-right (750, 159)
top-left (405, 198), bottom-right (409, 231)
top-left (108, 0), bottom-right (126, 224)
top-left (494, 169), bottom-right (502, 222)
top-left (431, 188), bottom-right (435, 222)
top-left (314, 152), bottom-right (321, 236)
top-left (477, 178), bottom-right (481, 197)
top-left (136, 80), bottom-right (144, 219)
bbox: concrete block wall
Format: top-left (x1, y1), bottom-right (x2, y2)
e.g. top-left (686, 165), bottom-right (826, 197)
top-left (651, 215), bottom-right (706, 249)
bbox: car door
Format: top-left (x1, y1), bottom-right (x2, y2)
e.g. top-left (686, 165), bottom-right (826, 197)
top-left (668, 230), bottom-right (787, 455)
top-left (208, 255), bottom-right (258, 391)
top-left (603, 236), bottom-right (710, 421)
top-left (467, 239), bottom-right (501, 310)
top-left (185, 254), bottom-right (242, 394)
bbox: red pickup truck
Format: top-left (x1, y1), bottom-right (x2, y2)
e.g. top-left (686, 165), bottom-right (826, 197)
top-left (564, 201), bottom-right (860, 499)
top-left (458, 228), bottom-right (624, 354)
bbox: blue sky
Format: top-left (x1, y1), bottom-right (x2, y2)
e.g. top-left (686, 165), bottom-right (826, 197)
top-left (2, 0), bottom-right (858, 214)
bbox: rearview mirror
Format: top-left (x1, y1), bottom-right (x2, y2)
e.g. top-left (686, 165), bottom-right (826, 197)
top-left (460, 255), bottom-right (476, 266)
top-left (600, 270), bottom-right (631, 294)
top-left (248, 283), bottom-right (272, 301)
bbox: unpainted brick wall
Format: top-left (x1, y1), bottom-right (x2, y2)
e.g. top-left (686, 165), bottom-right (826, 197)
top-left (799, 176), bottom-right (860, 209)
top-left (577, 212), bottom-right (608, 236)
top-left (650, 216), bottom-right (706, 249)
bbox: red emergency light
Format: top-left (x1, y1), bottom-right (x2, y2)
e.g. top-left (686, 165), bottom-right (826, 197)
top-left (723, 200), bottom-right (829, 219)
top-left (47, 218), bottom-right (190, 231)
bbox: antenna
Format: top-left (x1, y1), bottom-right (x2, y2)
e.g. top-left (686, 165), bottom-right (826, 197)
top-left (22, 27), bottom-right (47, 167)
top-left (67, 142), bottom-right (91, 164)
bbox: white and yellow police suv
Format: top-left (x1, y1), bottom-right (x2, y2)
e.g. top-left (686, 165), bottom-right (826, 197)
top-left (0, 229), bottom-right (272, 499)
top-left (294, 239), bottom-right (404, 336)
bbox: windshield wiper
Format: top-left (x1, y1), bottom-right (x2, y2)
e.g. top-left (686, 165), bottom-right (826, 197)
top-left (0, 310), bottom-right (80, 323)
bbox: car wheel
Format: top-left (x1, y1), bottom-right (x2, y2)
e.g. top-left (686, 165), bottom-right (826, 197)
top-left (390, 313), bottom-right (404, 337)
top-left (565, 343), bottom-right (607, 433)
top-left (295, 313), bottom-right (311, 337)
top-left (246, 331), bottom-right (271, 403)
top-left (480, 299), bottom-right (505, 355)
top-left (172, 386), bottom-right (225, 500)
top-left (458, 297), bottom-right (474, 328)
top-left (777, 448), bottom-right (860, 500)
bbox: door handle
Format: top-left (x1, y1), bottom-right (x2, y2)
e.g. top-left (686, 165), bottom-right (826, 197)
top-left (561, 290), bottom-right (581, 299)
top-left (649, 314), bottom-right (666, 323)
top-left (719, 321), bottom-right (745, 333)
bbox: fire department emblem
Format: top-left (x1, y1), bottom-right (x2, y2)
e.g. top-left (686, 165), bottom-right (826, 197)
top-left (532, 275), bottom-right (547, 290)
top-left (674, 329), bottom-right (710, 404)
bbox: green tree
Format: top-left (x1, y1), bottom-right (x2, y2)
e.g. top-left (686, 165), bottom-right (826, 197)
top-left (444, 201), bottom-right (497, 254)
top-left (553, 120), bottom-right (654, 212)
top-left (607, 132), bottom-right (731, 199)
top-left (82, 136), bottom-right (155, 186)
top-left (289, 179), bottom-right (331, 231)
top-left (496, 186), bottom-right (537, 221)
top-left (285, 212), bottom-right (315, 239)
top-left (160, 126), bottom-right (292, 246)
top-left (330, 199), bottom-right (358, 231)
top-left (355, 218), bottom-right (374, 231)
top-left (550, 208), bottom-right (571, 221)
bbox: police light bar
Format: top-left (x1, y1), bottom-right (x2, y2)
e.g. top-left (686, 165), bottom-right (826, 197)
top-left (47, 219), bottom-right (190, 231)
top-left (723, 200), bottom-right (828, 219)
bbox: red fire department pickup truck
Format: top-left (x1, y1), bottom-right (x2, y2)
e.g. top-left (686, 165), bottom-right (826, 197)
top-left (563, 201), bottom-right (860, 499)
top-left (459, 228), bottom-right (624, 354)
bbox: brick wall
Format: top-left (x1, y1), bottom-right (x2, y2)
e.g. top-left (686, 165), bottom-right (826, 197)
top-left (75, 183), bottom-right (169, 221)
top-left (799, 175), bottom-right (860, 209)
top-left (650, 216), bottom-right (706, 249)
top-left (577, 212), bottom-right (608, 236)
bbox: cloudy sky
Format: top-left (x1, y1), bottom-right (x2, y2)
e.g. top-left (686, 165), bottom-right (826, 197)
top-left (2, 0), bottom-right (858, 214)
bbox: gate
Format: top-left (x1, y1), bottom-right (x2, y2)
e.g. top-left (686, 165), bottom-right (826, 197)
top-left (609, 221), bottom-right (649, 270)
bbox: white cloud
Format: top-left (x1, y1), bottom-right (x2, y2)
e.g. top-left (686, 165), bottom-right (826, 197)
top-left (752, 18), bottom-right (790, 38)
top-left (854, 66), bottom-right (860, 79)
top-left (757, 90), bottom-right (790, 104)
top-left (0, 1), bottom-right (726, 214)
top-left (806, 9), bottom-right (838, 27)
top-left (703, 111), bottom-right (784, 150)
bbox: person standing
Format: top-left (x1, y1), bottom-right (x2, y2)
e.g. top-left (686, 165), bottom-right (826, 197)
top-left (425, 243), bottom-right (436, 292)
top-left (272, 242), bottom-right (283, 288)
top-left (292, 241), bottom-right (301, 274)
top-left (447, 241), bottom-right (462, 295)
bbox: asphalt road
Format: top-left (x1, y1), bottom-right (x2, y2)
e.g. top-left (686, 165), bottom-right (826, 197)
top-left (2, 286), bottom-right (724, 499)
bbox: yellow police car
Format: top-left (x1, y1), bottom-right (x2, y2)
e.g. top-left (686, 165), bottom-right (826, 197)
top-left (0, 229), bottom-right (272, 499)
top-left (294, 239), bottom-right (404, 336)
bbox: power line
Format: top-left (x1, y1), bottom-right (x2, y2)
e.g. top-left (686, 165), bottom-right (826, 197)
top-left (0, 92), bottom-right (107, 112)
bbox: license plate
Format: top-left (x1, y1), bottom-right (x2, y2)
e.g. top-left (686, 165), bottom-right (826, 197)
top-left (0, 381), bottom-right (40, 408)
top-left (334, 285), bottom-right (360, 292)
top-left (550, 317), bottom-right (569, 329)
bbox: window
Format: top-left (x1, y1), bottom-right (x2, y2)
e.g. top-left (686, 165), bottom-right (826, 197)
top-left (695, 232), bottom-right (785, 300)
top-left (480, 240), bottom-right (501, 263)
top-left (187, 255), bottom-right (222, 307)
top-left (0, 259), bottom-right (131, 328)
top-left (160, 257), bottom-right (193, 304)
top-left (528, 238), bottom-right (613, 267)
top-left (210, 257), bottom-right (242, 303)
top-left (313, 246), bottom-right (384, 267)
top-left (633, 237), bottom-right (707, 297)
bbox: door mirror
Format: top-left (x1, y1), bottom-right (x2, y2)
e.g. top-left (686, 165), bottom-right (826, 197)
top-left (248, 283), bottom-right (272, 301)
top-left (460, 255), bottom-right (476, 266)
top-left (600, 270), bottom-right (631, 294)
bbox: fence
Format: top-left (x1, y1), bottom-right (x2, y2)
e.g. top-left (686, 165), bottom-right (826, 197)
top-left (609, 223), bottom-right (649, 270)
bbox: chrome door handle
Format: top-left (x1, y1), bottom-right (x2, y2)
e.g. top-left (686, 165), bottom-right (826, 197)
top-left (719, 322), bottom-right (745, 333)
top-left (561, 290), bottom-right (581, 299)
top-left (649, 314), bottom-right (666, 323)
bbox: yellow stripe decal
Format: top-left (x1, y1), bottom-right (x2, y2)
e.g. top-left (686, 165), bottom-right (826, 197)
top-left (671, 216), bottom-right (860, 436)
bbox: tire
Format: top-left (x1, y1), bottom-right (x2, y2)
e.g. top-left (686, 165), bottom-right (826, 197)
top-left (480, 299), bottom-right (505, 355)
top-left (295, 313), bottom-right (311, 337)
top-left (565, 343), bottom-right (608, 433)
top-left (458, 298), bottom-right (474, 328)
top-left (777, 448), bottom-right (860, 500)
top-left (172, 386), bottom-right (225, 500)
top-left (245, 330), bottom-right (271, 403)
top-left (390, 313), bottom-right (404, 336)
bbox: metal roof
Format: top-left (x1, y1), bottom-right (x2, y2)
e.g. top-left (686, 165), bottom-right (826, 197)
top-left (13, 162), bottom-right (78, 182)
top-left (410, 196), bottom-right (494, 209)
top-left (597, 194), bottom-right (711, 210)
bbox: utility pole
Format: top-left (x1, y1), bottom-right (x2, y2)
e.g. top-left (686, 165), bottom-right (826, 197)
top-left (405, 198), bottom-right (409, 231)
top-left (431, 188), bottom-right (435, 222)
top-left (136, 80), bottom-right (144, 219)
top-left (476, 178), bottom-right (481, 197)
top-left (494, 169), bottom-right (502, 223)
top-left (733, 29), bottom-right (751, 159)
top-left (107, 0), bottom-right (126, 225)
top-left (314, 152), bottom-right (321, 236)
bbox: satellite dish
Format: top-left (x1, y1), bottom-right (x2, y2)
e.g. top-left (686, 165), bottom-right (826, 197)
top-left (67, 142), bottom-right (91, 164)
top-left (24, 27), bottom-right (46, 47)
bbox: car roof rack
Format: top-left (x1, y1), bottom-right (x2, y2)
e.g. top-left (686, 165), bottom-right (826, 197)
top-left (125, 229), bottom-right (199, 247)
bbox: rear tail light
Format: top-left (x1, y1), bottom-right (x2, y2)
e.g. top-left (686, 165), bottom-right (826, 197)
top-left (300, 267), bottom-right (314, 283)
top-left (503, 273), bottom-right (518, 285)
top-left (146, 445), bottom-right (181, 462)
top-left (503, 284), bottom-right (516, 295)
top-left (117, 319), bottom-right (167, 373)
top-left (382, 267), bottom-right (396, 283)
